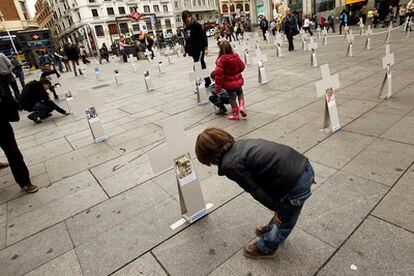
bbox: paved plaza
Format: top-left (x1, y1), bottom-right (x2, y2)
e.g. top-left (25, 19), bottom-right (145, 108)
top-left (0, 27), bottom-right (414, 275)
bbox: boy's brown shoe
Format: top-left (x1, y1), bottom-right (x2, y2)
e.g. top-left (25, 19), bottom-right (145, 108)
top-left (0, 161), bottom-right (9, 169)
top-left (23, 184), bottom-right (39, 194)
top-left (243, 241), bottom-right (276, 259)
top-left (255, 224), bottom-right (267, 236)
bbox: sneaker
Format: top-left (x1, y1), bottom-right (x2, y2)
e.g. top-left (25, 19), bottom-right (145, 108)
top-left (228, 113), bottom-right (240, 120)
top-left (23, 184), bottom-right (39, 194)
top-left (255, 224), bottom-right (267, 236)
top-left (243, 241), bottom-right (276, 259)
top-left (215, 107), bottom-right (227, 115)
top-left (33, 117), bottom-right (42, 124)
top-left (0, 161), bottom-right (9, 169)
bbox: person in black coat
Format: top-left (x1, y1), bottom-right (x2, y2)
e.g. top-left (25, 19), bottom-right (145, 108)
top-left (259, 16), bottom-right (269, 40)
top-left (182, 10), bottom-right (211, 87)
top-left (282, 8), bottom-right (298, 51)
top-left (64, 42), bottom-right (82, 76)
top-left (18, 79), bottom-right (70, 123)
top-left (0, 87), bottom-right (38, 193)
top-left (196, 128), bottom-right (315, 259)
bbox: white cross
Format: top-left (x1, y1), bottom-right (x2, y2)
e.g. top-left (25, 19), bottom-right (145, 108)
top-left (347, 30), bottom-right (355, 43)
top-left (274, 32), bottom-right (283, 46)
top-left (366, 25), bottom-right (372, 37)
top-left (308, 37), bottom-right (318, 51)
top-left (147, 116), bottom-right (198, 174)
top-left (322, 27), bottom-right (327, 37)
top-left (144, 49), bottom-right (153, 62)
top-left (316, 64), bottom-right (340, 97)
top-left (255, 47), bottom-right (268, 63)
top-left (382, 44), bottom-right (394, 69)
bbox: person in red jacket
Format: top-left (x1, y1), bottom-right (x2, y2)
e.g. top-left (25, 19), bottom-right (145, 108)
top-left (214, 41), bottom-right (246, 120)
top-left (320, 15), bottom-right (326, 28)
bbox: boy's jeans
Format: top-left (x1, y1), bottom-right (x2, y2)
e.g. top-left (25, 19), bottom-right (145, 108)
top-left (256, 162), bottom-right (315, 254)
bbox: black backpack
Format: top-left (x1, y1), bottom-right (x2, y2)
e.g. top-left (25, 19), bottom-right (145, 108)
top-left (0, 93), bottom-right (20, 122)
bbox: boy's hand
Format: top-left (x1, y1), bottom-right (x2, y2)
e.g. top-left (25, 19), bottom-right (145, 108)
top-left (204, 49), bottom-right (209, 56)
top-left (274, 212), bottom-right (282, 225)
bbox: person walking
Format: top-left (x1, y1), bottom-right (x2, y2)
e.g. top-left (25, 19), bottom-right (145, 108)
top-left (11, 57), bottom-right (25, 88)
top-left (282, 8), bottom-right (298, 51)
top-left (327, 12), bottom-right (336, 32)
top-left (214, 41), bottom-right (246, 121)
top-left (64, 42), bottom-right (82, 76)
top-left (407, 0), bottom-right (414, 31)
top-left (182, 10), bottom-right (211, 87)
top-left (18, 79), bottom-right (70, 123)
top-left (259, 16), bottom-right (269, 40)
top-left (0, 88), bottom-right (38, 193)
top-left (399, 5), bottom-right (407, 26)
top-left (137, 32), bottom-right (154, 58)
top-left (79, 45), bottom-right (91, 64)
top-left (303, 15), bottom-right (314, 36)
top-left (0, 52), bottom-right (20, 99)
top-left (339, 9), bottom-right (348, 35)
top-left (320, 15), bottom-right (326, 29)
top-left (195, 128), bottom-right (315, 259)
top-left (100, 43), bottom-right (110, 63)
top-left (270, 20), bottom-right (277, 36)
top-left (119, 36), bottom-right (128, 62)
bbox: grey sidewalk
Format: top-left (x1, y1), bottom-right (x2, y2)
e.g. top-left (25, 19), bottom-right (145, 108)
top-left (0, 28), bottom-right (413, 275)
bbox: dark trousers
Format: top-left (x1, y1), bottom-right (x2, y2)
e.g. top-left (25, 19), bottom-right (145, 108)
top-left (287, 35), bottom-right (294, 51)
top-left (327, 23), bottom-right (335, 33)
top-left (192, 51), bottom-right (211, 87)
top-left (15, 70), bottom-right (25, 88)
top-left (0, 119), bottom-right (30, 188)
top-left (122, 49), bottom-right (128, 62)
top-left (262, 29), bottom-right (267, 40)
top-left (303, 26), bottom-right (313, 36)
top-left (28, 101), bottom-right (66, 121)
top-left (70, 60), bottom-right (82, 76)
top-left (339, 23), bottom-right (346, 34)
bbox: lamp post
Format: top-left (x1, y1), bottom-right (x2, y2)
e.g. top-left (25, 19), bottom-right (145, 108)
top-left (0, 10), bottom-right (19, 57)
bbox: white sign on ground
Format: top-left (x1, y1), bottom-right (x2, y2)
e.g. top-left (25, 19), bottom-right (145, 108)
top-left (144, 70), bottom-right (154, 91)
top-left (147, 116), bottom-right (209, 224)
top-left (308, 37), bottom-right (318, 67)
top-left (322, 27), bottom-right (328, 46)
top-left (274, 32), bottom-right (282, 57)
top-left (188, 60), bottom-right (210, 105)
top-left (315, 64), bottom-right (341, 133)
top-left (255, 47), bottom-right (268, 85)
top-left (365, 25), bottom-right (373, 50)
top-left (346, 30), bottom-right (355, 57)
top-left (379, 44), bottom-right (395, 99)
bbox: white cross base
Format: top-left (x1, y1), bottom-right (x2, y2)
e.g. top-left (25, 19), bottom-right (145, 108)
top-left (274, 33), bottom-right (282, 57)
top-left (365, 26), bottom-right (372, 50)
top-left (147, 116), bottom-right (208, 223)
top-left (346, 30), bottom-right (355, 57)
top-left (144, 71), bottom-right (154, 91)
top-left (315, 64), bottom-right (341, 133)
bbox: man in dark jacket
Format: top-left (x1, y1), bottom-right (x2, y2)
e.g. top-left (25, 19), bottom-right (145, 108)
top-left (18, 79), bottom-right (70, 123)
top-left (196, 128), bottom-right (315, 259)
top-left (64, 42), bottom-right (82, 76)
top-left (282, 8), bottom-right (298, 51)
top-left (259, 16), bottom-right (269, 40)
top-left (182, 10), bottom-right (211, 87)
top-left (0, 86), bottom-right (38, 193)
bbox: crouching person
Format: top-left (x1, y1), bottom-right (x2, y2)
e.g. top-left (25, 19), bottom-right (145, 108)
top-left (195, 128), bottom-right (315, 259)
top-left (208, 70), bottom-right (230, 115)
top-left (19, 79), bottom-right (70, 123)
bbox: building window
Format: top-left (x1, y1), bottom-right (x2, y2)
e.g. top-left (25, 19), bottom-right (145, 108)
top-left (129, 7), bottom-right (135, 13)
top-left (315, 0), bottom-right (335, 12)
top-left (163, 5), bottom-right (168, 12)
top-left (133, 24), bottom-right (140, 31)
top-left (95, 25), bottom-right (104, 36)
top-left (174, 2), bottom-right (178, 9)
top-left (108, 24), bottom-right (117, 34)
top-left (144, 5), bottom-right (150, 13)
top-left (165, 19), bottom-right (171, 28)
top-left (153, 5), bottom-right (159, 12)
top-left (91, 9), bottom-right (98, 17)
top-left (245, 3), bottom-right (250, 11)
top-left (119, 23), bottom-right (129, 33)
top-left (88, 0), bottom-right (95, 3)
top-left (230, 4), bottom-right (235, 12)
top-left (193, 0), bottom-right (196, 6)
top-left (202, 0), bottom-right (205, 6)
top-left (198, 0), bottom-right (201, 6)
top-left (107, 7), bottom-right (115, 15)
top-left (118, 7), bottom-right (126, 14)
top-left (222, 4), bottom-right (228, 13)
top-left (236, 4), bottom-right (243, 12)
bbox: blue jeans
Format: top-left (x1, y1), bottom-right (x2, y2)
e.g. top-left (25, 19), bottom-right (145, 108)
top-left (256, 162), bottom-right (315, 254)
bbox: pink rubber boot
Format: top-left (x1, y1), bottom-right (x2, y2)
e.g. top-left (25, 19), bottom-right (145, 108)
top-left (239, 99), bottom-right (247, 117)
top-left (228, 106), bottom-right (240, 120)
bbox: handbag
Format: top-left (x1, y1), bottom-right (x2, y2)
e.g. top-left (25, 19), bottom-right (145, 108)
top-left (0, 93), bottom-right (20, 122)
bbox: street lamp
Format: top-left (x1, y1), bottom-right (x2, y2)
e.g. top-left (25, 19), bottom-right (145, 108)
top-left (0, 10), bottom-right (19, 57)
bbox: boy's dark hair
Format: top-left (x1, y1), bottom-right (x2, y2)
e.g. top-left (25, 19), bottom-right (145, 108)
top-left (182, 10), bottom-right (192, 23)
top-left (210, 70), bottom-right (215, 80)
top-left (39, 78), bottom-right (52, 86)
top-left (195, 128), bottom-right (235, 166)
top-left (218, 41), bottom-right (233, 57)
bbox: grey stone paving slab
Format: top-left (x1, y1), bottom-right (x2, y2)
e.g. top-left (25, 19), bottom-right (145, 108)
top-left (152, 195), bottom-right (271, 276)
top-left (0, 204), bottom-right (5, 225)
top-left (75, 198), bottom-right (181, 276)
top-left (7, 171), bottom-right (108, 245)
top-left (21, 137), bottom-right (73, 166)
top-left (0, 223), bottom-right (73, 276)
top-left (297, 171), bottom-right (389, 247)
top-left (112, 253), bottom-right (167, 276)
top-left (66, 180), bottom-right (169, 246)
top-left (372, 165), bottom-right (414, 232)
top-left (318, 216), bottom-right (414, 276)
top-left (0, 223), bottom-right (5, 250)
top-left (33, 119), bottom-right (89, 146)
top-left (307, 131), bottom-right (375, 169)
top-left (45, 142), bottom-right (120, 183)
top-left (381, 111), bottom-right (414, 145)
top-left (24, 250), bottom-right (83, 276)
top-left (210, 228), bottom-right (335, 276)
top-left (342, 138), bottom-right (414, 186)
top-left (310, 161), bottom-right (338, 190)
